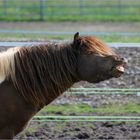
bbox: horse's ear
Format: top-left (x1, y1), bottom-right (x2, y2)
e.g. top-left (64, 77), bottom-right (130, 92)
top-left (73, 32), bottom-right (80, 45)
top-left (73, 32), bottom-right (82, 51)
top-left (74, 32), bottom-right (79, 41)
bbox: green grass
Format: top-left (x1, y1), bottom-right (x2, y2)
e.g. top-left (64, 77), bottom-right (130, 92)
top-left (20, 102), bottom-right (140, 136)
top-left (0, 33), bottom-right (140, 42)
top-left (37, 102), bottom-right (140, 115)
top-left (95, 103), bottom-right (140, 114)
top-left (0, 0), bottom-right (140, 21)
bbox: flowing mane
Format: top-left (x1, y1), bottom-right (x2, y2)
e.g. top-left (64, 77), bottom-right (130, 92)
top-left (0, 35), bottom-right (115, 106)
top-left (13, 43), bottom-right (78, 106)
top-left (0, 47), bottom-right (19, 83)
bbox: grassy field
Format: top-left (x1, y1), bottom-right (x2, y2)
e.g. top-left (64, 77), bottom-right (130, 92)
top-left (17, 102), bottom-right (140, 138)
top-left (37, 102), bottom-right (140, 116)
top-left (0, 0), bottom-right (140, 21)
top-left (0, 33), bottom-right (140, 42)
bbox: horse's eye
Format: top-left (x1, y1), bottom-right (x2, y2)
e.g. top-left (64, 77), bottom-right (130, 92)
top-left (114, 56), bottom-right (118, 60)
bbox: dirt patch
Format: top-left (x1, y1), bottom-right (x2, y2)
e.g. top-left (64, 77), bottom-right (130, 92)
top-left (0, 21), bottom-right (140, 32)
top-left (16, 122), bottom-right (140, 140)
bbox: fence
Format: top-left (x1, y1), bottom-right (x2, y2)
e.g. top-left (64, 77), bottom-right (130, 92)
top-left (0, 0), bottom-right (140, 21)
top-left (33, 88), bottom-right (140, 122)
top-left (0, 41), bottom-right (140, 48)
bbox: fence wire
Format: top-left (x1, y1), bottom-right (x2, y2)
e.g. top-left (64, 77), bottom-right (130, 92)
top-left (33, 88), bottom-right (140, 122)
top-left (0, 0), bottom-right (140, 21)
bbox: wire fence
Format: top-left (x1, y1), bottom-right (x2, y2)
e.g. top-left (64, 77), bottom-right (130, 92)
top-left (66, 88), bottom-right (140, 94)
top-left (0, 0), bottom-right (140, 21)
top-left (0, 29), bottom-right (140, 36)
top-left (33, 88), bottom-right (140, 122)
top-left (32, 116), bottom-right (140, 122)
top-left (0, 41), bottom-right (140, 48)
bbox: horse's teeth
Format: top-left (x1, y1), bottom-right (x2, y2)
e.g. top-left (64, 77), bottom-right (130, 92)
top-left (117, 66), bottom-right (124, 72)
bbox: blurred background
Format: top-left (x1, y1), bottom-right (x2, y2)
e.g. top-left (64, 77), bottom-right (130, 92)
top-left (0, 0), bottom-right (140, 42)
top-left (0, 0), bottom-right (140, 139)
top-left (1, 0), bottom-right (140, 21)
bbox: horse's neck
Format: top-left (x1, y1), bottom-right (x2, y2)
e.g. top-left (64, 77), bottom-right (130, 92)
top-left (44, 44), bottom-right (78, 105)
top-left (45, 82), bottom-right (74, 106)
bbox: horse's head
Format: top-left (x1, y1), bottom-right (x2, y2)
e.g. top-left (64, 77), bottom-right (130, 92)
top-left (73, 32), bottom-right (127, 83)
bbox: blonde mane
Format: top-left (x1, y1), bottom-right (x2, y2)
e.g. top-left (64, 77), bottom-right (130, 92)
top-left (0, 47), bottom-right (19, 83)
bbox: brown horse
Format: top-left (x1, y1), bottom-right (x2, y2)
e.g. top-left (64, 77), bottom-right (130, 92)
top-left (0, 33), bottom-right (126, 138)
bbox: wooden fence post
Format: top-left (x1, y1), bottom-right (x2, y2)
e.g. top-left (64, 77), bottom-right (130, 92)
top-left (40, 0), bottom-right (45, 21)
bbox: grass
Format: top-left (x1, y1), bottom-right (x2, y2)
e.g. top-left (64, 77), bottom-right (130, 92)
top-left (40, 103), bottom-right (93, 114)
top-left (20, 102), bottom-right (140, 136)
top-left (0, 33), bottom-right (140, 42)
top-left (0, 0), bottom-right (140, 21)
top-left (95, 103), bottom-right (140, 114)
top-left (37, 102), bottom-right (140, 115)
top-left (20, 101), bottom-right (140, 136)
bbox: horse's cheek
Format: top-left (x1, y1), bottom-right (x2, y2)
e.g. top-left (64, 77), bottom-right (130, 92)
top-left (77, 58), bottom-right (96, 81)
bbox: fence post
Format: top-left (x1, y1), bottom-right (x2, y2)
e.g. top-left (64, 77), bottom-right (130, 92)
top-left (118, 0), bottom-right (122, 15)
top-left (3, 0), bottom-right (7, 16)
top-left (40, 0), bottom-right (44, 21)
top-left (79, 0), bottom-right (83, 15)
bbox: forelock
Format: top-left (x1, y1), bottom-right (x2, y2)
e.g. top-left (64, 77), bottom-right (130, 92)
top-left (78, 36), bottom-right (115, 56)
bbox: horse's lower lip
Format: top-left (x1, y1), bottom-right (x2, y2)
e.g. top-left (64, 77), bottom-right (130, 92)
top-left (114, 69), bottom-right (124, 77)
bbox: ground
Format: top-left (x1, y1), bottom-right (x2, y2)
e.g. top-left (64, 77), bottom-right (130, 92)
top-left (0, 21), bottom-right (140, 32)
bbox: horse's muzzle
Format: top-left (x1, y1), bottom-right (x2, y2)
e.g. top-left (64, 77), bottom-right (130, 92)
top-left (112, 57), bottom-right (127, 77)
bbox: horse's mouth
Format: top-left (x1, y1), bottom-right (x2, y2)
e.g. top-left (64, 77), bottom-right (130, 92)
top-left (116, 65), bottom-right (124, 73)
top-left (112, 64), bottom-right (125, 78)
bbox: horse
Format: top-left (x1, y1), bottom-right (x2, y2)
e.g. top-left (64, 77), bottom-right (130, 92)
top-left (0, 32), bottom-right (126, 138)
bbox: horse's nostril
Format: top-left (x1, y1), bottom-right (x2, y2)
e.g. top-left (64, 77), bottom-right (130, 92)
top-left (117, 57), bottom-right (127, 64)
top-left (120, 57), bottom-right (125, 62)
top-left (115, 56), bottom-right (127, 65)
